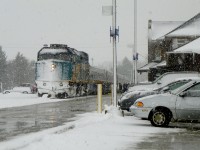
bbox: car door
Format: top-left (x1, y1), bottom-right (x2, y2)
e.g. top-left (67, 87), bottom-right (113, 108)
top-left (175, 82), bottom-right (200, 120)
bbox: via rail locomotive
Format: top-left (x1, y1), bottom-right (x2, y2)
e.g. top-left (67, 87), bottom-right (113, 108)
top-left (35, 44), bottom-right (129, 98)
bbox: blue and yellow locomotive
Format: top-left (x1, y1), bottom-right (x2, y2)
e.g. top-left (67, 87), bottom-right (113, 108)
top-left (35, 44), bottom-right (129, 98)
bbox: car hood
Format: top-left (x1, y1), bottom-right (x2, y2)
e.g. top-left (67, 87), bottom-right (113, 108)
top-left (120, 90), bottom-right (156, 101)
top-left (128, 84), bottom-right (156, 92)
top-left (134, 93), bottom-right (176, 108)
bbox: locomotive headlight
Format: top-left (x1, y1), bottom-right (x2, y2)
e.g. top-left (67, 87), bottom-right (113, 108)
top-left (51, 64), bottom-right (56, 71)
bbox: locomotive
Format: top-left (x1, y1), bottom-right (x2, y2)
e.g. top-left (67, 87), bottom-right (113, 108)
top-left (35, 44), bottom-right (129, 98)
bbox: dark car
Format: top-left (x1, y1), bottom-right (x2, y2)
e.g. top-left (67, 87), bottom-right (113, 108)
top-left (118, 79), bottom-right (191, 111)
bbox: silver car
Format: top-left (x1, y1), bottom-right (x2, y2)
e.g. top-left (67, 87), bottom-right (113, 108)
top-left (118, 79), bottom-right (191, 111)
top-left (130, 80), bottom-right (200, 127)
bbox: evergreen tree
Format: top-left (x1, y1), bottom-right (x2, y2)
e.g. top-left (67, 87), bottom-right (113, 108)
top-left (6, 60), bottom-right (15, 89)
top-left (12, 52), bottom-right (29, 85)
top-left (0, 46), bottom-right (7, 92)
top-left (27, 60), bottom-right (36, 84)
top-left (117, 57), bottom-right (132, 80)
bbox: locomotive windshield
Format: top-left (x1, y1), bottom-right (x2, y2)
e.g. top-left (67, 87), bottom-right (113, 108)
top-left (80, 52), bottom-right (89, 63)
top-left (38, 48), bottom-right (72, 61)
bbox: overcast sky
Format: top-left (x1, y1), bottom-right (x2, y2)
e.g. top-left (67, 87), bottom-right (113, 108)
top-left (0, 0), bottom-right (200, 65)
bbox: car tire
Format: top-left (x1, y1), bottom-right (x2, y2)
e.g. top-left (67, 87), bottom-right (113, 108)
top-left (38, 92), bottom-right (43, 97)
top-left (22, 91), bottom-right (28, 94)
top-left (150, 109), bottom-right (170, 127)
top-left (4, 91), bottom-right (10, 94)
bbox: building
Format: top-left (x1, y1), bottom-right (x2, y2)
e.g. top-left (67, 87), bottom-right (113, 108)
top-left (139, 13), bottom-right (200, 81)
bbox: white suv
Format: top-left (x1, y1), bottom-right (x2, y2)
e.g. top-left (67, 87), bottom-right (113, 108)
top-left (3, 86), bottom-right (32, 94)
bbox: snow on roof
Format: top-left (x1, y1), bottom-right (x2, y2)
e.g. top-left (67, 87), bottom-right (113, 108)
top-left (149, 21), bottom-right (183, 40)
top-left (168, 37), bottom-right (200, 54)
top-left (40, 48), bottom-right (67, 54)
top-left (72, 48), bottom-right (81, 55)
top-left (166, 13), bottom-right (200, 37)
top-left (151, 61), bottom-right (166, 68)
top-left (138, 62), bottom-right (158, 72)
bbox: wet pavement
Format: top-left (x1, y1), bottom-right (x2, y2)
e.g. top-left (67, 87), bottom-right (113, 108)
top-left (128, 122), bottom-right (200, 150)
top-left (0, 95), bottom-right (111, 142)
top-left (2, 95), bottom-right (200, 149)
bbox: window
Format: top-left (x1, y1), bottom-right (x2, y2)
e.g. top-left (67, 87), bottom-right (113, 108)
top-left (185, 83), bottom-right (200, 97)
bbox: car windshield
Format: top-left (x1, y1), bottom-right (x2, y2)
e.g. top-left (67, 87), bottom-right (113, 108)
top-left (171, 80), bottom-right (197, 95)
top-left (154, 80), bottom-right (191, 92)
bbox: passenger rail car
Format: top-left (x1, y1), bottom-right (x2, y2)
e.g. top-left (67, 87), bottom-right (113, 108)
top-left (35, 44), bottom-right (129, 98)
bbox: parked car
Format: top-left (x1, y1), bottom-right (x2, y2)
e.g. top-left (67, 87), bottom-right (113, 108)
top-left (118, 79), bottom-right (191, 111)
top-left (130, 80), bottom-right (200, 127)
top-left (128, 71), bottom-right (200, 92)
top-left (3, 84), bottom-right (33, 94)
top-left (20, 83), bottom-right (37, 93)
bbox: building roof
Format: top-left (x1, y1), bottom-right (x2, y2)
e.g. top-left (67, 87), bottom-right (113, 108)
top-left (149, 21), bottom-right (183, 40)
top-left (168, 37), bottom-right (200, 54)
top-left (165, 13), bottom-right (200, 38)
top-left (138, 61), bottom-right (167, 73)
top-left (151, 61), bottom-right (166, 68)
top-left (137, 62), bottom-right (158, 72)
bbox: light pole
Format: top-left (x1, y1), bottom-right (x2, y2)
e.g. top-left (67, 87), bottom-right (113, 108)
top-left (133, 0), bottom-right (138, 84)
top-left (102, 0), bottom-right (119, 106)
top-left (111, 0), bottom-right (117, 107)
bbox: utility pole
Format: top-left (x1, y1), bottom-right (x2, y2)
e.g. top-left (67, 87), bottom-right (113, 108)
top-left (110, 0), bottom-right (118, 107)
top-left (133, 0), bottom-right (138, 84)
top-left (102, 0), bottom-right (118, 106)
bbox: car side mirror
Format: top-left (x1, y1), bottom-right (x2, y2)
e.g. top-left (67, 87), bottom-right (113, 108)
top-left (162, 86), bottom-right (169, 92)
top-left (157, 80), bottom-right (161, 85)
top-left (179, 91), bottom-right (187, 97)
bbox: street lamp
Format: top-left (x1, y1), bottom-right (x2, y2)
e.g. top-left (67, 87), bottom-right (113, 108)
top-left (110, 0), bottom-right (118, 107)
top-left (133, 0), bottom-right (138, 84)
top-left (102, 0), bottom-right (119, 107)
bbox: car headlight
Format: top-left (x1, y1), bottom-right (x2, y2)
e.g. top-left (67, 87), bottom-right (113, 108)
top-left (135, 101), bottom-right (144, 107)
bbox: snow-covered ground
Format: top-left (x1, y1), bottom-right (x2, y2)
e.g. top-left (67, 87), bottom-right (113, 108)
top-left (0, 92), bottom-right (87, 109)
top-left (0, 93), bottom-right (184, 150)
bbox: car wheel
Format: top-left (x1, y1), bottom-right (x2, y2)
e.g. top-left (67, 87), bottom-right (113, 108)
top-left (150, 109), bottom-right (170, 127)
top-left (38, 92), bottom-right (43, 97)
top-left (4, 91), bottom-right (10, 94)
top-left (22, 91), bottom-right (28, 94)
